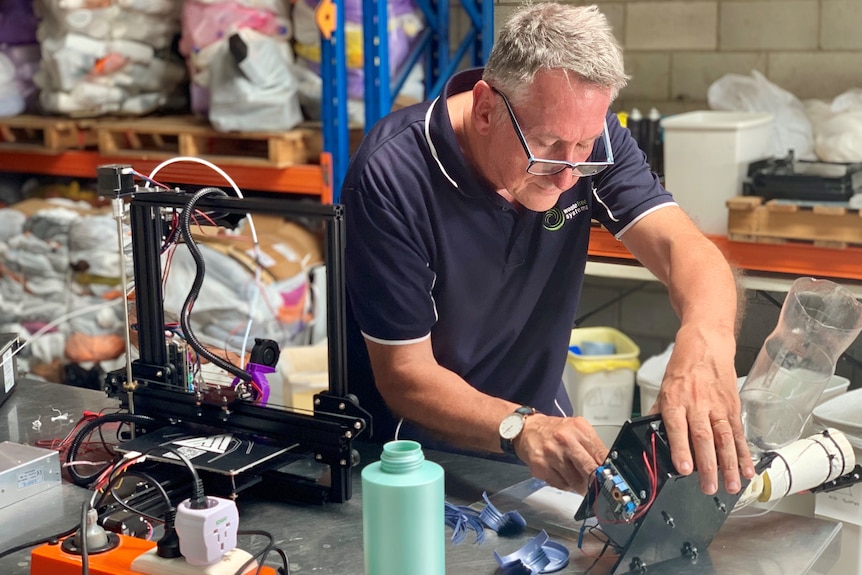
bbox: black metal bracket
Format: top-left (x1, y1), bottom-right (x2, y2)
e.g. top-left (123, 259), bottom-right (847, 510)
top-left (575, 415), bottom-right (747, 574)
top-left (810, 464), bottom-right (862, 494)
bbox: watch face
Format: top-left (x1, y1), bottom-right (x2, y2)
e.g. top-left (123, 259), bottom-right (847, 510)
top-left (499, 413), bottom-right (525, 440)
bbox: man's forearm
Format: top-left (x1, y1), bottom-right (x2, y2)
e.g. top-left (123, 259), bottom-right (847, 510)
top-left (366, 340), bottom-right (518, 453)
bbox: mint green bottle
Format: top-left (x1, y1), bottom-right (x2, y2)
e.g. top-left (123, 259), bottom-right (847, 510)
top-left (361, 440), bottom-right (445, 575)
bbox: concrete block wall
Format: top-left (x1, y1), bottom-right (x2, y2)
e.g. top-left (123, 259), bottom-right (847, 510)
top-left (447, 1), bottom-right (862, 390)
top-left (485, 0), bottom-right (862, 115)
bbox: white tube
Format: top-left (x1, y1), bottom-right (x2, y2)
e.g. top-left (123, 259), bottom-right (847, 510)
top-left (759, 428), bottom-right (856, 502)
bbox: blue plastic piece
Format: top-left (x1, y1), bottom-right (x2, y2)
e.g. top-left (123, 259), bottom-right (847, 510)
top-left (478, 492), bottom-right (526, 536)
top-left (568, 345), bottom-right (582, 355)
top-left (444, 502), bottom-right (485, 544)
top-left (494, 530), bottom-right (570, 574)
top-left (580, 340), bottom-right (616, 355)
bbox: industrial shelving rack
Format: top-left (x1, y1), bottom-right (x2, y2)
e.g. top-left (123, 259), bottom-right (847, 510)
top-left (0, 0), bottom-right (495, 204)
top-left (321, 0), bottom-right (493, 201)
top-left (2, 3), bottom-right (857, 280)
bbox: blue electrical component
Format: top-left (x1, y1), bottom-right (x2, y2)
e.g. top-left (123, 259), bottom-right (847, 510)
top-left (595, 461), bottom-right (641, 521)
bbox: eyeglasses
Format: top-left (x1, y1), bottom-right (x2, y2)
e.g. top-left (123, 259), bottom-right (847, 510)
top-left (492, 87), bottom-right (614, 177)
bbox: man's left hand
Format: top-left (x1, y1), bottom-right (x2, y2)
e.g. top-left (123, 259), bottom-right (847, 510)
top-left (649, 325), bottom-right (755, 494)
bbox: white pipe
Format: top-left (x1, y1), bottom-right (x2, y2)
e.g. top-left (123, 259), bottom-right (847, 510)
top-left (758, 428), bottom-right (856, 502)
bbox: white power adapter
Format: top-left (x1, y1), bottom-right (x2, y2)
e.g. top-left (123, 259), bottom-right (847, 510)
top-left (175, 496), bottom-right (239, 566)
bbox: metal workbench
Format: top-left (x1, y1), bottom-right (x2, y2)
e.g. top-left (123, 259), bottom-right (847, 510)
top-left (0, 380), bottom-right (844, 574)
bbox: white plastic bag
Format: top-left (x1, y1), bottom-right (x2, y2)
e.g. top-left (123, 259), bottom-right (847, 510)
top-left (708, 70), bottom-right (815, 160)
top-left (208, 28), bottom-right (303, 132)
top-left (804, 89), bottom-right (862, 163)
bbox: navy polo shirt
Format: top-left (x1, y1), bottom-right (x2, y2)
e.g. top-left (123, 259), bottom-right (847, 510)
top-left (342, 68), bottom-right (673, 446)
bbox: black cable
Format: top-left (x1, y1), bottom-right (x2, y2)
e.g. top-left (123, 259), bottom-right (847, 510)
top-left (178, 187), bottom-right (252, 383)
top-left (234, 529), bottom-right (273, 575)
top-left (272, 547), bottom-right (290, 575)
top-left (0, 524), bottom-right (78, 559)
top-left (582, 536), bottom-right (612, 575)
top-left (235, 530), bottom-right (290, 575)
top-left (150, 443), bottom-right (207, 508)
top-left (80, 501), bottom-right (90, 575)
top-left (95, 456), bottom-right (172, 513)
top-left (65, 412), bottom-right (160, 487)
top-left (104, 470), bottom-right (173, 524)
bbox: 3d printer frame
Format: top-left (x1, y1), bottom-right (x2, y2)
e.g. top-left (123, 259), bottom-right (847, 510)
top-left (100, 165), bottom-right (369, 504)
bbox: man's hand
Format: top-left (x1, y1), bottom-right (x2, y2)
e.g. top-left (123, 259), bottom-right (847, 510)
top-left (650, 325), bottom-right (755, 494)
top-left (513, 414), bottom-right (608, 494)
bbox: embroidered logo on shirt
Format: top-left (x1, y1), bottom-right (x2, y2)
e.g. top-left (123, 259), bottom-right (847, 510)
top-left (543, 208), bottom-right (565, 231)
top-left (543, 200), bottom-right (589, 231)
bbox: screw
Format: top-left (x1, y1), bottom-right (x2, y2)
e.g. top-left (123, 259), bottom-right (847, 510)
top-left (610, 450), bottom-right (618, 460)
top-left (340, 459), bottom-right (347, 466)
top-left (156, 370), bottom-right (163, 377)
top-left (354, 421), bottom-right (362, 430)
top-left (682, 541), bottom-right (698, 559)
top-left (315, 453), bottom-right (323, 461)
top-left (345, 431), bottom-right (353, 439)
top-left (714, 497), bottom-right (727, 513)
top-left (639, 490), bottom-right (647, 499)
top-left (314, 398), bottom-right (321, 406)
top-left (629, 557), bottom-right (647, 574)
top-left (338, 402), bottom-right (346, 410)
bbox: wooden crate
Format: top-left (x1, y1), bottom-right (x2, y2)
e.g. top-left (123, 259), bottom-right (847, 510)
top-left (0, 114), bottom-right (97, 152)
top-left (96, 116), bottom-right (321, 168)
top-left (727, 196), bottom-right (862, 248)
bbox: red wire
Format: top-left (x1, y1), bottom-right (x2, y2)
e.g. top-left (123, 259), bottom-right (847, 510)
top-left (592, 430), bottom-right (660, 526)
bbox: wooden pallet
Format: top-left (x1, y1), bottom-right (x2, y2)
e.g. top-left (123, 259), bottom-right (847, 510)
top-left (727, 196), bottom-right (862, 248)
top-left (0, 114), bottom-right (98, 152)
top-left (96, 116), bottom-right (322, 168)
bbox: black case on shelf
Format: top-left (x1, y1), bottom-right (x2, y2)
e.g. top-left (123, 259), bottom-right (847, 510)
top-left (743, 154), bottom-right (862, 203)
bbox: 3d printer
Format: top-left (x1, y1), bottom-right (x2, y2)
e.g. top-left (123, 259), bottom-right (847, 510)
top-left (90, 163), bottom-right (370, 504)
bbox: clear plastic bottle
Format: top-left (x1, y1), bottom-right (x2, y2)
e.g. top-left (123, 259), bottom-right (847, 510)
top-left (740, 277), bottom-right (862, 456)
top-left (361, 440), bottom-right (445, 575)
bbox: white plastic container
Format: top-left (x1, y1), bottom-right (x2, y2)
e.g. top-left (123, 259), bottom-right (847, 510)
top-left (635, 344), bottom-right (673, 416)
top-left (661, 111), bottom-right (774, 235)
top-left (562, 327), bottom-right (640, 425)
top-left (638, 362), bottom-right (849, 426)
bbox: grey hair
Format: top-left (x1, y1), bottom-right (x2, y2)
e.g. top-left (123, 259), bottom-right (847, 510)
top-left (483, 3), bottom-right (628, 102)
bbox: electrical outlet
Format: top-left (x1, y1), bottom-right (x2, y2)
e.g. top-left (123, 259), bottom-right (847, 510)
top-left (131, 547), bottom-right (274, 575)
top-left (175, 496), bottom-right (239, 565)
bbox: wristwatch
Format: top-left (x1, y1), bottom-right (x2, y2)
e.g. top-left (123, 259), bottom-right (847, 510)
top-left (499, 406), bottom-right (536, 455)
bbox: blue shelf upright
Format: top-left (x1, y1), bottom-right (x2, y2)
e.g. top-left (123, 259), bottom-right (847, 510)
top-left (317, 0), bottom-right (494, 202)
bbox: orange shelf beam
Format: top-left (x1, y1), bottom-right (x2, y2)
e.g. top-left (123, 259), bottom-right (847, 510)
top-left (0, 149), bottom-right (327, 197)
top-left (589, 227), bottom-right (862, 282)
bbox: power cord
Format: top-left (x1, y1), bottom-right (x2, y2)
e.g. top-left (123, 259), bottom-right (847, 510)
top-left (95, 469), bottom-right (173, 526)
top-left (65, 412), bottom-right (161, 487)
top-left (141, 443), bottom-right (207, 559)
top-left (235, 529), bottom-right (290, 575)
top-left (80, 501), bottom-right (90, 575)
top-left (178, 187), bottom-right (253, 384)
top-left (0, 525), bottom-right (79, 560)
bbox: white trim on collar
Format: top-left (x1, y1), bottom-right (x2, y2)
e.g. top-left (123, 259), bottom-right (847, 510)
top-left (424, 97), bottom-right (459, 189)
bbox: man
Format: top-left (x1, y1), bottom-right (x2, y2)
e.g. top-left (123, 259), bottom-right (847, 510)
top-left (342, 2), bottom-right (754, 496)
